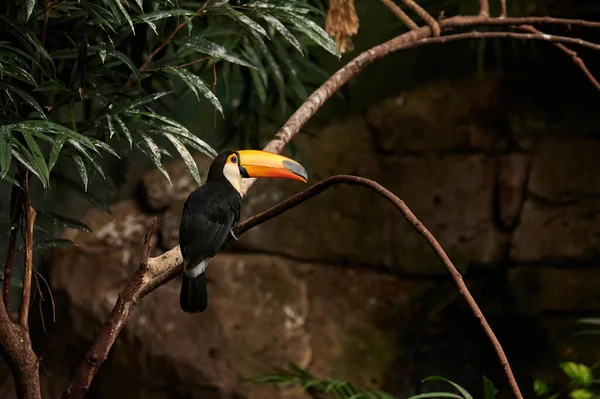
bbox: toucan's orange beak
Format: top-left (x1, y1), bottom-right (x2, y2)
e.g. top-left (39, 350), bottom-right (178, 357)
top-left (236, 150), bottom-right (308, 183)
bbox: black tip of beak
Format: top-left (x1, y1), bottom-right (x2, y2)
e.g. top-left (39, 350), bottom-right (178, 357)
top-left (282, 159), bottom-right (308, 182)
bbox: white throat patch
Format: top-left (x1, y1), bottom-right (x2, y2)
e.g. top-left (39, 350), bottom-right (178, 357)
top-left (223, 162), bottom-right (242, 193)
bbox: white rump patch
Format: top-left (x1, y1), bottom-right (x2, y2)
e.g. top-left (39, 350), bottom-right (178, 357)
top-left (185, 259), bottom-right (209, 278)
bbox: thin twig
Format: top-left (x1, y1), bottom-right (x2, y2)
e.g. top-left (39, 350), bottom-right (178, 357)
top-left (63, 218), bottom-right (157, 399)
top-left (479, 0), bottom-right (490, 17)
top-left (3, 175), bottom-right (23, 315)
top-left (500, 0), bottom-right (507, 18)
top-left (174, 56), bottom-right (211, 69)
top-left (517, 24), bottom-right (600, 91)
top-left (35, 269), bottom-right (56, 324)
top-left (18, 172), bottom-right (36, 329)
top-left (212, 57), bottom-right (217, 128)
top-left (380, 0), bottom-right (418, 30)
top-left (399, 0), bottom-right (441, 36)
top-left (237, 175), bottom-right (522, 398)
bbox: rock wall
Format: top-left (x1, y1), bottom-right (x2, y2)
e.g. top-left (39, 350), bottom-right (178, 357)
top-left (24, 74), bottom-right (600, 399)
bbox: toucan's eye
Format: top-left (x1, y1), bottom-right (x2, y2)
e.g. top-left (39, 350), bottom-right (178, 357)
top-left (231, 156), bottom-right (237, 164)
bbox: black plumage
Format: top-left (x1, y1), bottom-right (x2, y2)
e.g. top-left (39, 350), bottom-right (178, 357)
top-left (179, 152), bottom-right (241, 313)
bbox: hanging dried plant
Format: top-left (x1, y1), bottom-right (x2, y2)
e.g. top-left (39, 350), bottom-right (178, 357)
top-left (326, 0), bottom-right (360, 54)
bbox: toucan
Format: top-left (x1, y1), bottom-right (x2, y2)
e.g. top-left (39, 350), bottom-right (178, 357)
top-left (178, 150), bottom-right (308, 313)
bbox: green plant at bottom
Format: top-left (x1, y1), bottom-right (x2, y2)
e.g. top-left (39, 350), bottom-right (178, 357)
top-left (249, 363), bottom-right (497, 399)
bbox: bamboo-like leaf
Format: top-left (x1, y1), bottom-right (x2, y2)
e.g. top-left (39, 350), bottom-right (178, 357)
top-left (106, 115), bottom-right (117, 139)
top-left (113, 51), bottom-right (141, 85)
top-left (113, 0), bottom-right (135, 34)
top-left (11, 141), bottom-right (45, 187)
top-left (12, 120), bottom-right (99, 154)
top-left (1, 62), bottom-right (37, 86)
top-left (20, 131), bottom-right (50, 187)
top-left (285, 14), bottom-right (340, 57)
top-left (0, 83), bottom-right (45, 118)
top-left (72, 155), bottom-right (89, 191)
top-left (482, 377), bottom-right (495, 399)
top-left (33, 238), bottom-right (75, 251)
top-left (176, 36), bottom-right (254, 68)
top-left (91, 138), bottom-right (120, 158)
top-left (0, 15), bottom-right (52, 62)
top-left (68, 140), bottom-right (106, 179)
top-left (218, 6), bottom-right (268, 38)
top-left (164, 66), bottom-right (223, 116)
top-left (0, 126), bottom-right (12, 180)
top-left (48, 135), bottom-right (67, 171)
top-left (252, 36), bottom-right (285, 114)
top-left (136, 133), bottom-right (171, 183)
top-left (136, 111), bottom-right (217, 157)
top-left (164, 132), bottom-right (201, 185)
top-left (113, 115), bottom-right (132, 148)
top-left (133, 9), bottom-right (194, 23)
top-left (407, 393), bottom-right (464, 399)
top-left (37, 211), bottom-right (92, 232)
top-left (422, 377), bottom-right (473, 399)
top-left (25, 0), bottom-right (36, 21)
top-left (244, 2), bottom-right (313, 15)
top-left (261, 14), bottom-right (303, 55)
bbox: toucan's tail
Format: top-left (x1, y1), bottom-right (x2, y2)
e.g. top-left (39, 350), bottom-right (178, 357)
top-left (180, 273), bottom-right (208, 313)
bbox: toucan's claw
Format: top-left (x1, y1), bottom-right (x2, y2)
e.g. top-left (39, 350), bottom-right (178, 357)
top-left (229, 229), bottom-right (239, 241)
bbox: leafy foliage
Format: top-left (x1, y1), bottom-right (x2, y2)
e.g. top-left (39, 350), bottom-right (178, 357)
top-left (0, 0), bottom-right (338, 196)
top-left (249, 363), bottom-right (497, 399)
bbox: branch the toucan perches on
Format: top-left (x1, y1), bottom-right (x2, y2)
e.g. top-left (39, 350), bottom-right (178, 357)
top-left (178, 150), bottom-right (308, 313)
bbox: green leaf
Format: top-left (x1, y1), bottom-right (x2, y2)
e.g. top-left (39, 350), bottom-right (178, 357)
top-left (560, 363), bottom-right (593, 387)
top-left (534, 379), bottom-right (550, 396)
top-left (164, 66), bottom-right (223, 116)
top-left (177, 36), bottom-right (255, 68)
top-left (113, 51), bottom-right (141, 86)
top-left (113, 115), bottom-right (132, 148)
top-left (72, 155), bottom-right (89, 191)
top-left (482, 377), bottom-right (495, 399)
top-left (11, 141), bottom-right (45, 187)
top-left (12, 120), bottom-right (99, 154)
top-left (36, 211), bottom-right (91, 232)
top-left (113, 0), bottom-right (135, 34)
top-left (48, 135), bottom-right (67, 171)
top-left (20, 131), bottom-right (50, 188)
top-left (570, 390), bottom-right (593, 399)
top-left (164, 132), bottom-right (201, 185)
top-left (261, 14), bottom-right (303, 55)
top-left (407, 394), bottom-right (463, 399)
top-left (422, 377), bottom-right (473, 399)
top-left (285, 14), bottom-right (340, 57)
top-left (0, 83), bottom-right (45, 118)
top-left (1, 62), bottom-right (37, 86)
top-left (25, 0), bottom-right (36, 21)
top-left (133, 9), bottom-right (194, 23)
top-left (219, 6), bottom-right (268, 38)
top-left (33, 238), bottom-right (75, 251)
top-left (0, 126), bottom-right (12, 180)
top-left (136, 133), bottom-right (171, 184)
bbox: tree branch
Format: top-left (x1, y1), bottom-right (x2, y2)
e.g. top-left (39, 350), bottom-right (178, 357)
top-left (500, 0), bottom-right (507, 18)
top-left (380, 0), bottom-right (419, 30)
top-left (18, 172), bottom-right (35, 329)
top-left (399, 0), bottom-right (441, 36)
top-left (517, 24), bottom-right (600, 91)
top-left (63, 218), bottom-right (157, 399)
top-left (3, 172), bottom-right (23, 315)
top-left (480, 0), bottom-right (490, 17)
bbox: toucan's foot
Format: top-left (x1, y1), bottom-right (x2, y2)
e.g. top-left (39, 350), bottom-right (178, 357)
top-left (229, 229), bottom-right (238, 241)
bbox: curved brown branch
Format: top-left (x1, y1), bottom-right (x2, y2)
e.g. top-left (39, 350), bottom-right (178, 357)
top-left (517, 24), bottom-right (600, 91)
